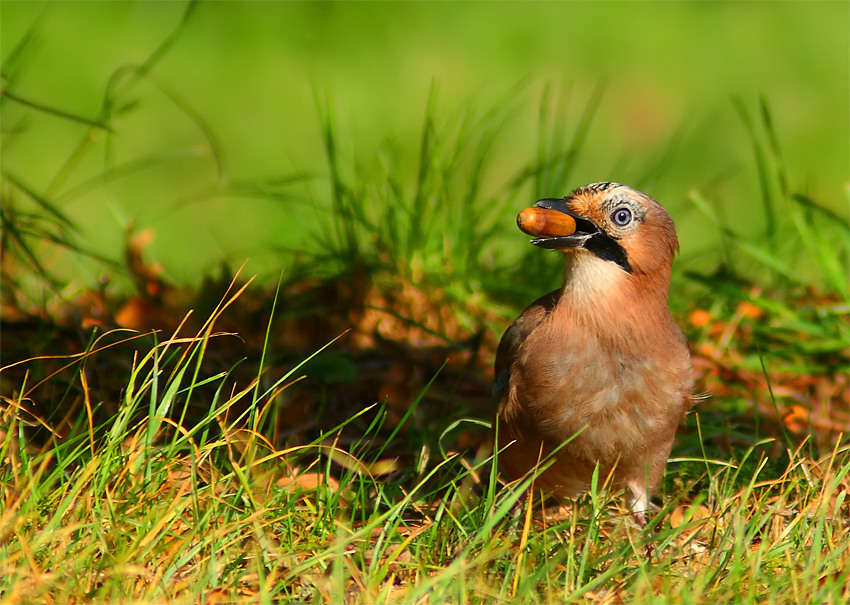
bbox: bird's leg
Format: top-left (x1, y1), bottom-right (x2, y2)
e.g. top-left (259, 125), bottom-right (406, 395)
top-left (627, 479), bottom-right (659, 560)
top-left (626, 480), bottom-right (649, 528)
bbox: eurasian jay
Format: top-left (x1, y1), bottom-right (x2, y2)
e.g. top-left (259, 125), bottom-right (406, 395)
top-left (493, 182), bottom-right (693, 522)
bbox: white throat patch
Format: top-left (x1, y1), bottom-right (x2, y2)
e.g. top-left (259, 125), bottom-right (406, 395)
top-left (562, 252), bottom-right (628, 308)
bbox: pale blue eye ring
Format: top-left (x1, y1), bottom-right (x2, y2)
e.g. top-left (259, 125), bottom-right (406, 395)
top-left (612, 207), bottom-right (632, 226)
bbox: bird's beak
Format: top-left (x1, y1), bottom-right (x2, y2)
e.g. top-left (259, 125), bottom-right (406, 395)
top-left (529, 198), bottom-right (599, 250)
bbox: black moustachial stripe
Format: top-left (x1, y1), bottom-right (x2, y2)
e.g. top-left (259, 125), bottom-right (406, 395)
top-left (585, 232), bottom-right (632, 273)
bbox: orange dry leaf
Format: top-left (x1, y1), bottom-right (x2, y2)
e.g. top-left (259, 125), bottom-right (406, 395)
top-left (737, 301), bottom-right (763, 320)
top-left (783, 405), bottom-right (812, 434)
top-left (202, 588), bottom-right (236, 604)
top-left (277, 472), bottom-right (340, 493)
top-left (126, 227), bottom-right (164, 297)
top-left (689, 309), bottom-right (713, 329)
top-left (115, 297), bottom-right (156, 330)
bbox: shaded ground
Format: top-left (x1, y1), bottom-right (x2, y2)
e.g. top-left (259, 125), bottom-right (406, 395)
top-left (2, 236), bottom-right (847, 486)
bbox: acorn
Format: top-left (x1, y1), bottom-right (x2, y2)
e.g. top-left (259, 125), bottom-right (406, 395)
top-left (517, 207), bottom-right (577, 238)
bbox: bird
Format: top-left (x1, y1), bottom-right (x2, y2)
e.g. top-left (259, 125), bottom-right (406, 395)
top-left (492, 181), bottom-right (693, 523)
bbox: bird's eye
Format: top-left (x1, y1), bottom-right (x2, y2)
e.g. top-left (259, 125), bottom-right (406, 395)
top-left (612, 207), bottom-right (632, 226)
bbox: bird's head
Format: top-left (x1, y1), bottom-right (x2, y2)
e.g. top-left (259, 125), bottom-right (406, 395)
top-left (522, 182), bottom-right (679, 276)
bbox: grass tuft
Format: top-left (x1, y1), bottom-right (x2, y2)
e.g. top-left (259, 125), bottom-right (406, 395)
top-left (2, 280), bottom-right (848, 602)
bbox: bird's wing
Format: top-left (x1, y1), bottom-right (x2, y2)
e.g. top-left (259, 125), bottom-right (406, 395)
top-left (492, 289), bottom-right (560, 402)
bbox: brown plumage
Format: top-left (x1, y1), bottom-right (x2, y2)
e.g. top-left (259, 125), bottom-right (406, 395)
top-left (493, 182), bottom-right (693, 521)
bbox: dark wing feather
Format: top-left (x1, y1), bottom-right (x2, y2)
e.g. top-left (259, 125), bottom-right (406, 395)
top-left (492, 290), bottom-right (559, 403)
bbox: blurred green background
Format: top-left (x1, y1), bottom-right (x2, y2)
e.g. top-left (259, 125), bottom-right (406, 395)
top-left (2, 0), bottom-right (848, 292)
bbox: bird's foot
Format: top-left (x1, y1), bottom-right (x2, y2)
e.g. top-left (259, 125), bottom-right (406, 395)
top-left (632, 510), bottom-right (648, 528)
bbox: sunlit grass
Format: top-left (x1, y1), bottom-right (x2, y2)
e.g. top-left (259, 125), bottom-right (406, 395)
top-left (1, 310), bottom-right (848, 603)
